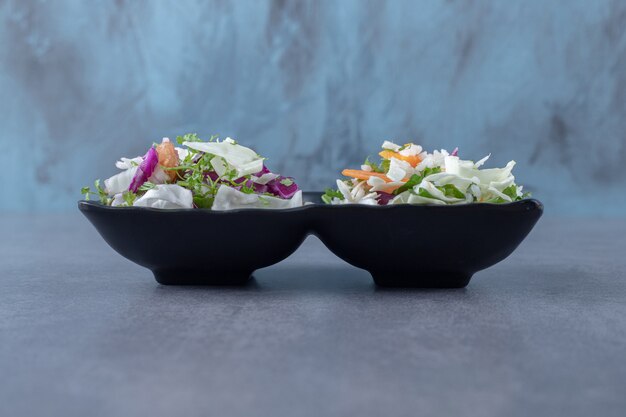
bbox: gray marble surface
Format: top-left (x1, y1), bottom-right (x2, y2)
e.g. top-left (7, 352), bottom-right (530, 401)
top-left (1, 214), bottom-right (625, 417)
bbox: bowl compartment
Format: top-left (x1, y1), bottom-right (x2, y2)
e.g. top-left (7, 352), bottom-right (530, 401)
top-left (311, 199), bottom-right (543, 288)
top-left (80, 196), bottom-right (542, 288)
top-left (79, 202), bottom-right (309, 285)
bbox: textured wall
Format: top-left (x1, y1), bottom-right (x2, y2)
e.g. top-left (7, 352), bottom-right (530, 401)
top-left (1, 0), bottom-right (625, 214)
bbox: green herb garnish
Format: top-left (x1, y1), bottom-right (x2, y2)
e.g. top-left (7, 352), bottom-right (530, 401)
top-left (363, 157), bottom-right (384, 173)
top-left (122, 191), bottom-right (137, 206)
top-left (392, 166), bottom-right (442, 195)
top-left (81, 179), bottom-right (110, 204)
top-left (322, 188), bottom-right (344, 204)
top-left (439, 184), bottom-right (465, 199)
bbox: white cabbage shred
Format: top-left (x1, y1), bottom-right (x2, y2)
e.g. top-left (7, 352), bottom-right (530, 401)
top-left (212, 186), bottom-right (302, 210)
top-left (98, 136), bottom-right (301, 210)
top-left (326, 140), bottom-right (525, 206)
top-left (183, 138), bottom-right (264, 177)
top-left (133, 184), bottom-right (193, 209)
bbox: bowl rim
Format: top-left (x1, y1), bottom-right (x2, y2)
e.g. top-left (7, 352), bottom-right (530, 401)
top-left (78, 196), bottom-right (543, 214)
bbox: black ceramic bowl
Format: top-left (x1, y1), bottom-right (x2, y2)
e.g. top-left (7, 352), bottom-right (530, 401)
top-left (79, 192), bottom-right (542, 288)
top-left (78, 198), bottom-right (312, 285)
top-left (311, 197), bottom-right (543, 288)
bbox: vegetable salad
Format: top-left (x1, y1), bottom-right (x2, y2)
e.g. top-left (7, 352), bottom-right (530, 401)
top-left (82, 134), bottom-right (302, 210)
top-left (322, 141), bottom-right (528, 206)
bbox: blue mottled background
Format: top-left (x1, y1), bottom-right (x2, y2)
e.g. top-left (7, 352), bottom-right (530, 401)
top-left (1, 0), bottom-right (625, 214)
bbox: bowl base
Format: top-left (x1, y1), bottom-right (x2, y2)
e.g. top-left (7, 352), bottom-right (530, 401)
top-left (372, 272), bottom-right (472, 288)
top-left (153, 270), bottom-right (253, 286)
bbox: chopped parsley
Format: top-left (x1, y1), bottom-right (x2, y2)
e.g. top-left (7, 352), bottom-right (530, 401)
top-left (81, 179), bottom-right (110, 205)
top-left (122, 191), bottom-right (137, 206)
top-left (439, 184), bottom-right (465, 199)
top-left (322, 188), bottom-right (344, 204)
top-left (363, 157), bottom-right (384, 173)
top-left (393, 166), bottom-right (442, 195)
top-left (280, 178), bottom-right (294, 187)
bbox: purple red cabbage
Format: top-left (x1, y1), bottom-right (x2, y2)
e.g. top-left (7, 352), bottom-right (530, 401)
top-left (128, 147), bottom-right (158, 193)
top-left (205, 164), bottom-right (299, 199)
top-left (245, 180), bottom-right (269, 194)
top-left (255, 165), bottom-right (271, 176)
top-left (376, 192), bottom-right (394, 205)
top-left (266, 176), bottom-right (299, 199)
top-left (204, 171), bottom-right (219, 182)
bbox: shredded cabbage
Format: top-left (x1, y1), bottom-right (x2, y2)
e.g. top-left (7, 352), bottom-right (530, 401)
top-left (85, 134), bottom-right (301, 210)
top-left (323, 140), bottom-right (528, 206)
